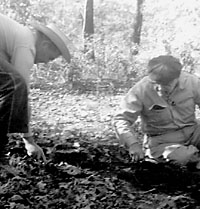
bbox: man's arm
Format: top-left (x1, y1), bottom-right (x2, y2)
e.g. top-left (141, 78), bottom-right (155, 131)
top-left (113, 89), bottom-right (142, 148)
top-left (11, 47), bottom-right (46, 162)
top-left (113, 89), bottom-right (144, 161)
top-left (11, 46), bottom-right (35, 87)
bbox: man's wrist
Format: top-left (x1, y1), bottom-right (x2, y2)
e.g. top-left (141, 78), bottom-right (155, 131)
top-left (122, 133), bottom-right (138, 149)
top-left (129, 141), bottom-right (139, 148)
top-left (23, 132), bottom-right (32, 138)
top-left (23, 136), bottom-right (35, 144)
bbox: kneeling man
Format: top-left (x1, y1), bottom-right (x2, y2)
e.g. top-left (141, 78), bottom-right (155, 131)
top-left (113, 55), bottom-right (200, 168)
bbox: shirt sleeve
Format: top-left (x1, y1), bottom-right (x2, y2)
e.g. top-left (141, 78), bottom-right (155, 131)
top-left (113, 87), bottom-right (143, 148)
top-left (11, 46), bottom-right (35, 88)
top-left (192, 75), bottom-right (200, 107)
top-left (11, 46), bottom-right (35, 134)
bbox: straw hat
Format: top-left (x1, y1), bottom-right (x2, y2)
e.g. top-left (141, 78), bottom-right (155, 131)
top-left (33, 23), bottom-right (71, 63)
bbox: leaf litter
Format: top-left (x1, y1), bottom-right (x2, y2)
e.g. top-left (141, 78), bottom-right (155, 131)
top-left (1, 87), bottom-right (200, 208)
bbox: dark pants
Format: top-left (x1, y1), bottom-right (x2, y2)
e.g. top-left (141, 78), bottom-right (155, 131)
top-left (0, 58), bottom-right (29, 149)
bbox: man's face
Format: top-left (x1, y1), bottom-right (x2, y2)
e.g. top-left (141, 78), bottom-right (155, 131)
top-left (150, 78), bottom-right (179, 95)
top-left (158, 78), bottom-right (178, 92)
top-left (35, 41), bottom-right (61, 64)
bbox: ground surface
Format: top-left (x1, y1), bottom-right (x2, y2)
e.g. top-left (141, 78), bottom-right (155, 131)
top-left (1, 87), bottom-right (200, 209)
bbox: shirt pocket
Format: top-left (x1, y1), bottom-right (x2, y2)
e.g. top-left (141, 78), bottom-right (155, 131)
top-left (175, 94), bottom-right (195, 121)
top-left (145, 104), bottom-right (172, 126)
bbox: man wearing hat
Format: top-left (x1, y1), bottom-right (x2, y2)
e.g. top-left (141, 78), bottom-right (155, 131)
top-left (113, 55), bottom-right (200, 168)
top-left (0, 13), bottom-right (71, 162)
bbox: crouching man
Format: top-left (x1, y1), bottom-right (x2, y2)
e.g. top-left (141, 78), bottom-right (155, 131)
top-left (113, 55), bottom-right (200, 168)
top-left (0, 13), bottom-right (72, 162)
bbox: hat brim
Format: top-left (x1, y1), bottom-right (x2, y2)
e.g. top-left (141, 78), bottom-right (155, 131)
top-left (33, 23), bottom-right (71, 63)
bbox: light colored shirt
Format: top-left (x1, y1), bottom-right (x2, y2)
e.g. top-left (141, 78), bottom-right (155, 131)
top-left (0, 13), bottom-right (36, 85)
top-left (113, 71), bottom-right (200, 148)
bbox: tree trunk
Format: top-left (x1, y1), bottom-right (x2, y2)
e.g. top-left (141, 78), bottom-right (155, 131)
top-left (132, 0), bottom-right (144, 55)
top-left (83, 0), bottom-right (95, 60)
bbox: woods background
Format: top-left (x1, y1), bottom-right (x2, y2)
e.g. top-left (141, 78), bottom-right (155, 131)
top-left (1, 2), bottom-right (200, 208)
top-left (1, 0), bottom-right (200, 92)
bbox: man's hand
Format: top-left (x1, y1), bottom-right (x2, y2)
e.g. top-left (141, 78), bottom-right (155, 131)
top-left (23, 137), bottom-right (47, 163)
top-left (129, 142), bottom-right (144, 162)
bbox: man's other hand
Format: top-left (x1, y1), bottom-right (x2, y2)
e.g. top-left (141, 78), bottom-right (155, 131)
top-left (129, 142), bottom-right (144, 162)
top-left (23, 137), bottom-right (47, 163)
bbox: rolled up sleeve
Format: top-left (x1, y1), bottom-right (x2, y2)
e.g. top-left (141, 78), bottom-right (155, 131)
top-left (113, 88), bottom-right (143, 148)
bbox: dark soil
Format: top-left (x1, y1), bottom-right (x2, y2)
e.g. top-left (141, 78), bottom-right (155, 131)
top-left (1, 133), bottom-right (200, 209)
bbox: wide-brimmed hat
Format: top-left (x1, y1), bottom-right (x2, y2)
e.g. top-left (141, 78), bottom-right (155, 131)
top-left (148, 55), bottom-right (182, 85)
top-left (33, 23), bottom-right (71, 63)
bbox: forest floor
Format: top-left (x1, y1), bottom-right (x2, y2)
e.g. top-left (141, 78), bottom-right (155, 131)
top-left (1, 86), bottom-right (200, 209)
